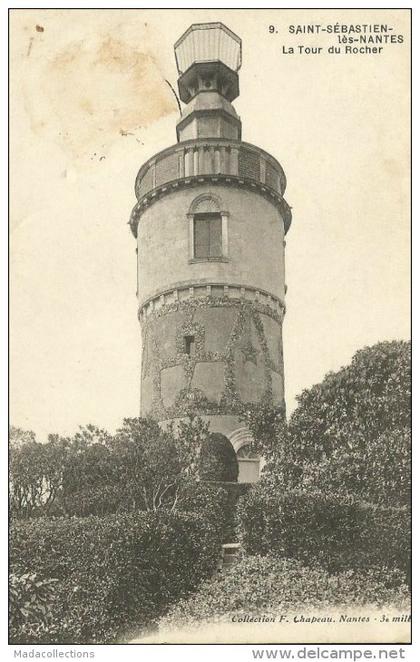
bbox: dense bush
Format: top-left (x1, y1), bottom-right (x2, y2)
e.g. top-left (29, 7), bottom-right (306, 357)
top-left (10, 510), bottom-right (222, 644)
top-left (237, 342), bottom-right (411, 585)
top-left (178, 481), bottom-right (229, 535)
top-left (288, 340), bottom-right (411, 463)
top-left (179, 481), bottom-right (251, 542)
top-left (9, 572), bottom-right (58, 642)
top-left (9, 436), bottom-right (70, 519)
top-left (237, 487), bottom-right (410, 578)
top-left (199, 433), bottom-right (239, 482)
top-left (358, 427), bottom-right (411, 506)
top-left (270, 426), bottom-right (412, 508)
top-left (160, 556), bottom-right (410, 631)
top-left (210, 482), bottom-right (251, 541)
top-left (240, 341), bottom-right (411, 505)
top-left (9, 417), bottom-right (214, 518)
top-left (56, 485), bottom-right (131, 518)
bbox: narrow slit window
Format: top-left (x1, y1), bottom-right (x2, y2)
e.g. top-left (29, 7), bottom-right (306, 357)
top-left (184, 335), bottom-right (195, 356)
top-left (193, 213), bottom-right (222, 258)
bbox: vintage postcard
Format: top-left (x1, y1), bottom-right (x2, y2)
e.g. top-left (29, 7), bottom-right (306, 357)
top-left (8, 7), bottom-right (411, 648)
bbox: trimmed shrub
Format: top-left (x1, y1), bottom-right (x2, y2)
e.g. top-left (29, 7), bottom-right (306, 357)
top-left (10, 510), bottom-right (222, 644)
top-left (178, 481), bottom-right (230, 537)
top-left (54, 485), bottom-right (132, 518)
top-left (160, 556), bottom-right (410, 630)
top-left (179, 481), bottom-right (251, 543)
top-left (237, 487), bottom-right (410, 578)
top-left (210, 482), bottom-right (251, 541)
top-left (199, 433), bottom-right (239, 482)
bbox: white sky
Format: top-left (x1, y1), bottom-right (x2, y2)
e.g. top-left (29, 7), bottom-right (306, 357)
top-left (9, 8), bottom-right (410, 440)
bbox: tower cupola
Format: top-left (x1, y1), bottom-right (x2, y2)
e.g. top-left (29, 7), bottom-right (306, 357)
top-left (175, 22), bottom-right (242, 142)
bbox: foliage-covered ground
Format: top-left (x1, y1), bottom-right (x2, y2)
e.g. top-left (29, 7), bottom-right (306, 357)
top-left (158, 557), bottom-right (410, 629)
top-left (134, 556), bottom-right (410, 643)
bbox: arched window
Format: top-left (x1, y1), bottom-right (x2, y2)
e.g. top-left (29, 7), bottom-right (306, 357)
top-left (188, 194), bottom-right (229, 262)
top-left (236, 444), bottom-right (259, 459)
top-left (228, 428), bottom-right (261, 484)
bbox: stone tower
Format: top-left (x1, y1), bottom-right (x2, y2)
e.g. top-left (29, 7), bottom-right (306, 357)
top-left (129, 23), bottom-right (292, 482)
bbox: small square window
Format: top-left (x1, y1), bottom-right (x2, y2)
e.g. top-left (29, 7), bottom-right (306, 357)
top-left (184, 335), bottom-right (195, 356)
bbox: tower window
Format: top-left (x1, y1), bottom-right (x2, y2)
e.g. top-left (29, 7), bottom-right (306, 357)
top-left (237, 444), bottom-right (259, 459)
top-left (193, 213), bottom-right (222, 258)
top-left (184, 335), bottom-right (195, 356)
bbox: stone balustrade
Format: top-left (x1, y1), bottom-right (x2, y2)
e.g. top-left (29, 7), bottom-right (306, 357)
top-left (135, 139), bottom-right (286, 200)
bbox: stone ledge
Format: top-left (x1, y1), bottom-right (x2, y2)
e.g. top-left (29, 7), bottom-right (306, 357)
top-left (138, 283), bottom-right (285, 321)
top-left (130, 173), bottom-right (292, 237)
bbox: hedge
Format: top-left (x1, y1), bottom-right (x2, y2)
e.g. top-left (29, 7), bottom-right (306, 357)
top-left (160, 556), bottom-right (410, 631)
top-left (53, 484), bottom-right (132, 518)
top-left (176, 481), bottom-right (250, 543)
top-left (237, 487), bottom-right (410, 578)
top-left (10, 510), bottom-right (222, 644)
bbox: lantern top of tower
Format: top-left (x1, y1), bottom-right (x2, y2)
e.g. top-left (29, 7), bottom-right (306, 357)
top-left (174, 22), bottom-right (242, 75)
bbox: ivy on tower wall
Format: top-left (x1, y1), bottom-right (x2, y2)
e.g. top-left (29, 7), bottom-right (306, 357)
top-left (139, 296), bottom-right (284, 420)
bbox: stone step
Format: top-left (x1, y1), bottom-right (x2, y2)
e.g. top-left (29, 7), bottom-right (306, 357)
top-left (221, 542), bottom-right (241, 568)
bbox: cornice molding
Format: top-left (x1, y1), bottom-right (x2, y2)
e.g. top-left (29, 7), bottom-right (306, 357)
top-left (129, 173), bottom-right (292, 238)
top-left (138, 283), bottom-right (286, 323)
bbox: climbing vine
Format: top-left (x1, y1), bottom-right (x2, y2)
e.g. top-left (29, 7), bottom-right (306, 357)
top-left (139, 296), bottom-right (284, 420)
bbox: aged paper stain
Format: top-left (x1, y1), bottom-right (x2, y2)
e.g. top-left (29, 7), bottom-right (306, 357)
top-left (18, 27), bottom-right (176, 159)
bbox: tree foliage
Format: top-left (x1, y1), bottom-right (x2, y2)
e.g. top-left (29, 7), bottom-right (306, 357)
top-left (109, 417), bottom-right (181, 511)
top-left (9, 416), bottom-right (216, 519)
top-left (9, 435), bottom-right (69, 518)
top-left (288, 340), bottom-right (410, 464)
top-left (9, 427), bottom-right (36, 450)
top-left (237, 341), bottom-right (411, 579)
top-left (240, 340), bottom-right (411, 505)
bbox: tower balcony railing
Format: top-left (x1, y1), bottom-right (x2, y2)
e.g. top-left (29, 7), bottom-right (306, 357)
top-left (135, 138), bottom-right (286, 199)
top-left (130, 139), bottom-right (290, 236)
